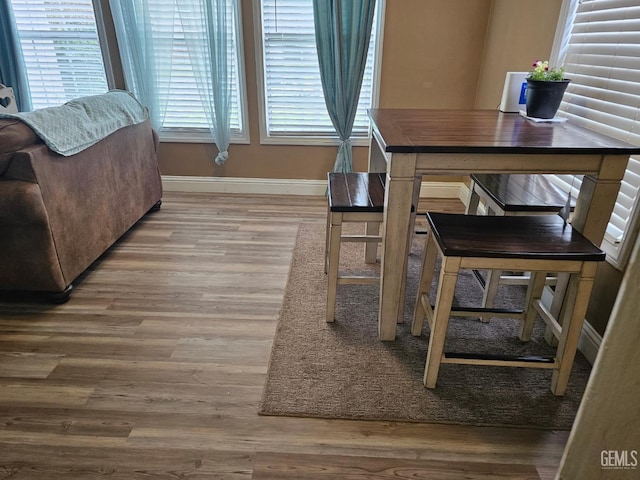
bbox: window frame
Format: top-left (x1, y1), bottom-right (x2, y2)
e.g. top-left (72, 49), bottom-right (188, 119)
top-left (146, 0), bottom-right (250, 144)
top-left (253, 0), bottom-right (386, 146)
top-left (92, 0), bottom-right (117, 90)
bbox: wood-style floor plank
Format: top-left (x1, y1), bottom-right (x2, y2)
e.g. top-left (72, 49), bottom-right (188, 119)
top-left (251, 452), bottom-right (541, 479)
top-left (0, 192), bottom-right (567, 479)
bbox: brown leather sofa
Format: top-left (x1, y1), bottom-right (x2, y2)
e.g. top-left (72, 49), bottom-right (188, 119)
top-left (0, 117), bottom-right (162, 302)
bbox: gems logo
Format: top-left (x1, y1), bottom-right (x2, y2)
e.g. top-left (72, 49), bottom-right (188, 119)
top-left (601, 450), bottom-right (638, 470)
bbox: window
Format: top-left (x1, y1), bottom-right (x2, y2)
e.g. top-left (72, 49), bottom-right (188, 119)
top-left (11, 0), bottom-right (248, 143)
top-left (255, 0), bottom-right (383, 143)
top-left (551, 0), bottom-right (640, 268)
top-left (10, 0), bottom-right (109, 109)
top-left (157, 0), bottom-right (248, 143)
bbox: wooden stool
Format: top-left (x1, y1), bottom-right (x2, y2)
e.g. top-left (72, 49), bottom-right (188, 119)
top-left (326, 172), bottom-right (385, 322)
top-left (412, 213), bottom-right (605, 396)
top-left (466, 174), bottom-right (575, 321)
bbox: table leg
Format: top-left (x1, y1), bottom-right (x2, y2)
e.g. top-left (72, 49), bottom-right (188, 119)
top-left (398, 175), bottom-right (424, 323)
top-left (378, 154), bottom-right (417, 340)
top-left (546, 159), bottom-right (624, 347)
top-left (572, 164), bottom-right (625, 245)
top-left (366, 134), bottom-right (387, 263)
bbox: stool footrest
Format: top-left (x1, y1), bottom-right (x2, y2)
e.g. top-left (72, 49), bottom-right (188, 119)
top-left (430, 304), bottom-right (524, 317)
top-left (453, 306), bottom-right (523, 315)
top-left (337, 276), bottom-right (379, 285)
top-left (442, 352), bottom-right (557, 369)
top-left (340, 234), bottom-right (382, 243)
top-left (445, 352), bottom-right (555, 362)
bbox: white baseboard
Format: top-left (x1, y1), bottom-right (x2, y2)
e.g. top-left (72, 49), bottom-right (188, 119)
top-left (162, 175), bottom-right (468, 200)
top-left (419, 181), bottom-right (467, 200)
top-left (161, 174), bottom-right (601, 363)
top-left (577, 320), bottom-right (602, 365)
top-left (161, 175), bottom-right (327, 196)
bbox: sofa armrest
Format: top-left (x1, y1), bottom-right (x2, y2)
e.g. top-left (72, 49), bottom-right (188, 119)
top-left (0, 179), bottom-right (67, 291)
top-left (0, 118), bottom-right (40, 176)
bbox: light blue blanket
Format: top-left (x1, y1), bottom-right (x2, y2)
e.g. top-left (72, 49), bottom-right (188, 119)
top-left (0, 90), bottom-right (148, 156)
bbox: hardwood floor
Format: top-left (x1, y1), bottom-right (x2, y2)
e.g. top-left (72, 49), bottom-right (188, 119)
top-left (0, 192), bottom-right (568, 479)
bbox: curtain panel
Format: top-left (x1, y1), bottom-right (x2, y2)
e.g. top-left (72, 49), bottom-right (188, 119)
top-left (111, 0), bottom-right (235, 164)
top-left (0, 0), bottom-right (32, 111)
top-left (109, 0), bottom-right (176, 132)
top-left (177, 0), bottom-right (235, 165)
top-left (313, 0), bottom-right (376, 173)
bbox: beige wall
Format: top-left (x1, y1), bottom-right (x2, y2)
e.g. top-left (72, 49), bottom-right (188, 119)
top-left (474, 0), bottom-right (563, 109)
top-left (379, 0), bottom-right (491, 109)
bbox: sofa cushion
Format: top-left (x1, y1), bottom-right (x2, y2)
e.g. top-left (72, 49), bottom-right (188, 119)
top-left (0, 119), bottom-right (40, 175)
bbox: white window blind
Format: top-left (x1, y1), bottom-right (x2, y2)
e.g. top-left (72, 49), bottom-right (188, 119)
top-left (257, 0), bottom-right (380, 140)
top-left (160, 0), bottom-right (247, 141)
top-left (554, 0), bottom-right (640, 267)
top-left (10, 0), bottom-right (108, 109)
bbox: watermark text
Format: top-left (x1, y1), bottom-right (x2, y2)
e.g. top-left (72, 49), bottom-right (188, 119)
top-left (601, 450), bottom-right (638, 470)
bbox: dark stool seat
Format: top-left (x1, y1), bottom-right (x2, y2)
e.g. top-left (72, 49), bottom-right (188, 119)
top-left (328, 172), bottom-right (385, 213)
top-left (325, 173), bottom-right (386, 322)
top-left (467, 173), bottom-right (574, 215)
top-left (427, 213), bottom-right (603, 260)
top-left (412, 212), bottom-right (605, 396)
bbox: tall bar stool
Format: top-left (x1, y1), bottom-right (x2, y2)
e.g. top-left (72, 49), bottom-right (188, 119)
top-left (412, 212), bottom-right (605, 396)
top-left (325, 172), bottom-right (385, 322)
top-left (466, 174), bottom-right (575, 321)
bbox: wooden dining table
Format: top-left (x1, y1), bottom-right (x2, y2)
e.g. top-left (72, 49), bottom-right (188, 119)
top-left (367, 109), bottom-right (640, 341)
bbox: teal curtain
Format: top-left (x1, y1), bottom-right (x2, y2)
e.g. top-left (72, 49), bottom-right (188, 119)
top-left (313, 0), bottom-right (376, 173)
top-left (0, 0), bottom-right (32, 111)
top-left (109, 0), bottom-right (175, 131)
top-left (177, 0), bottom-right (234, 165)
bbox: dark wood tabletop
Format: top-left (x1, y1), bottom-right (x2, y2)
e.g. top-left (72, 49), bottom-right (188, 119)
top-left (368, 109), bottom-right (640, 155)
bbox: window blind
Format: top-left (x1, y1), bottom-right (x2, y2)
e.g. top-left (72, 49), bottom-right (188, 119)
top-left (555, 0), bottom-right (640, 265)
top-left (161, 0), bottom-right (246, 138)
top-left (12, 0), bottom-right (246, 139)
top-left (259, 0), bottom-right (379, 138)
top-left (10, 0), bottom-right (108, 109)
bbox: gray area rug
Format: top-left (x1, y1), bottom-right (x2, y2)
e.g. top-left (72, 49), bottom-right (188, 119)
top-left (259, 223), bottom-right (592, 429)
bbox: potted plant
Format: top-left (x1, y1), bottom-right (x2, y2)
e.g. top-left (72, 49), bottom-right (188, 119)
top-left (525, 60), bottom-right (571, 119)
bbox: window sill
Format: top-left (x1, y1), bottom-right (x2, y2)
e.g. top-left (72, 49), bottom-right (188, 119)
top-left (258, 135), bottom-right (371, 147)
top-left (159, 130), bottom-right (250, 145)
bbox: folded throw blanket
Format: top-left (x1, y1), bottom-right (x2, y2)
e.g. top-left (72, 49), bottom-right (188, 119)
top-left (0, 90), bottom-right (149, 156)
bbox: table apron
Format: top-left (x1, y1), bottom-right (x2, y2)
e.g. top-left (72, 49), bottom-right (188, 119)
top-left (406, 152), bottom-right (623, 176)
